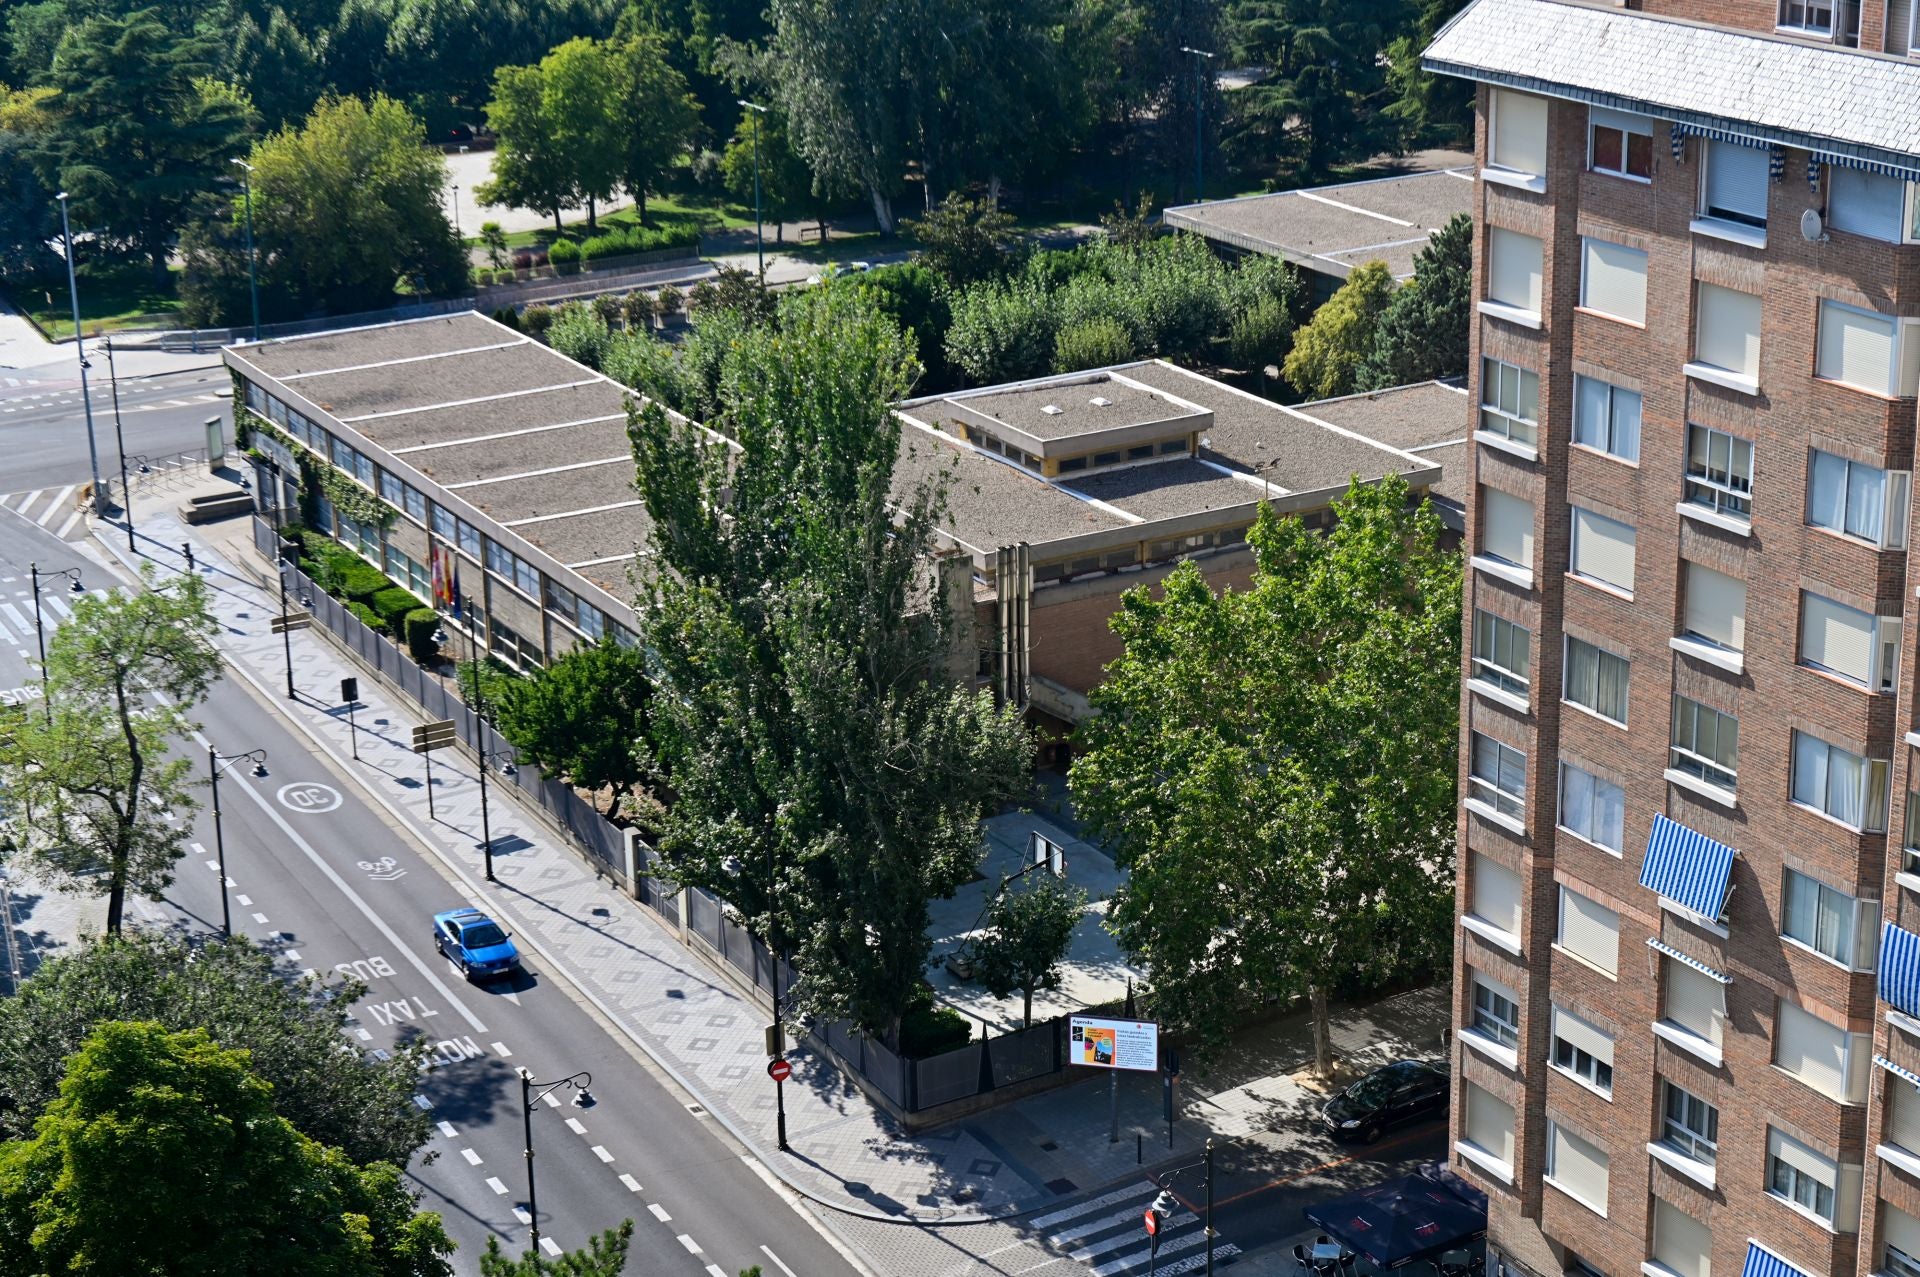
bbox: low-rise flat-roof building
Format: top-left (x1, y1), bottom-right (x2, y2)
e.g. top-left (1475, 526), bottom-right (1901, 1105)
top-left (226, 312), bottom-right (1468, 731)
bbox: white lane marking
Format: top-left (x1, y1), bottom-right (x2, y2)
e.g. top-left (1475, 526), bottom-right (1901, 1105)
top-left (486, 1177), bottom-right (508, 1195)
top-left (436, 1121), bottom-right (457, 1137)
top-left (539, 1239), bottom-right (562, 1257)
top-left (412, 1095), bottom-right (433, 1110)
top-left (191, 842), bottom-right (208, 855)
top-left (251, 912), bottom-right (269, 924)
top-left (706, 1267), bottom-right (727, 1277)
top-left (205, 860), bottom-right (222, 872)
top-left (761, 1246), bottom-right (799, 1277)
top-left (512, 1207), bottom-right (530, 1224)
top-left (460, 1148), bottom-right (482, 1166)
top-left (40, 593), bottom-right (71, 620)
top-left (542, 1092), bottom-right (560, 1108)
top-left (676, 1235), bottom-right (702, 1255)
top-left (648, 1203), bottom-right (671, 1223)
top-left (236, 894), bottom-right (252, 906)
top-left (591, 1145), bottom-right (613, 1163)
top-left (1056, 1207), bottom-right (1144, 1247)
top-left (180, 720), bottom-right (489, 1033)
top-left (284, 949), bottom-right (301, 961)
top-left (564, 1118), bottom-right (587, 1135)
top-left (618, 1173), bottom-right (641, 1193)
top-left (1030, 1185), bottom-right (1150, 1230)
top-left (491, 1042), bottom-right (512, 1057)
top-left (500, 989), bottom-right (520, 1005)
top-left (0, 603), bottom-right (26, 635)
top-left (302, 968), bottom-right (317, 979)
top-left (53, 510), bottom-right (82, 539)
top-left (355, 1028), bottom-right (372, 1040)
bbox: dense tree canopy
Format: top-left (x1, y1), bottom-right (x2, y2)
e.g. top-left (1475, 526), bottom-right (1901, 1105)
top-left (0, 1022), bottom-right (453, 1276)
top-left (1282, 259), bottom-right (1394, 399)
top-left (494, 638), bottom-right (655, 816)
top-left (1357, 211), bottom-right (1471, 389)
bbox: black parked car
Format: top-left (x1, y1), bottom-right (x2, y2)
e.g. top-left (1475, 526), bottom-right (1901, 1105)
top-left (1321, 1059), bottom-right (1450, 1143)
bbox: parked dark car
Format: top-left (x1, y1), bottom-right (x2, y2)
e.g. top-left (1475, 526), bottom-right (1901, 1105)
top-left (1321, 1059), bottom-right (1450, 1143)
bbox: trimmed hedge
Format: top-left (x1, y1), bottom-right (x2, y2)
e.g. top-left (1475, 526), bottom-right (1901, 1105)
top-left (403, 609), bottom-right (441, 663)
top-left (548, 238), bottom-right (581, 274)
top-left (339, 564), bottom-right (391, 605)
top-left (578, 223), bottom-right (699, 264)
top-left (347, 601), bottom-right (385, 634)
top-left (370, 587), bottom-right (420, 633)
top-left (898, 988), bottom-right (974, 1058)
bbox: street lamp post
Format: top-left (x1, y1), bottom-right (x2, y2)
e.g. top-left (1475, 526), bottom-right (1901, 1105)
top-left (1154, 1137), bottom-right (1218, 1276)
top-left (277, 553), bottom-right (297, 701)
top-left (54, 193), bottom-right (108, 516)
top-left (104, 338), bottom-right (133, 551)
top-left (1179, 48), bottom-right (1216, 203)
top-left (207, 746), bottom-right (268, 939)
top-left (516, 1068), bottom-right (593, 1252)
top-left (230, 159), bottom-right (260, 343)
top-left (451, 183), bottom-right (461, 240)
top-left (727, 846), bottom-right (787, 1151)
top-left (737, 100), bottom-right (768, 281)
top-left (453, 636), bottom-right (498, 882)
top-left (27, 563), bottom-right (82, 724)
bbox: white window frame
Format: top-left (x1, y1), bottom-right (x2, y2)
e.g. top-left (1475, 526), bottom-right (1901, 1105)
top-left (1658, 1078), bottom-right (1720, 1166)
top-left (1781, 865), bottom-right (1881, 968)
top-left (1471, 972), bottom-right (1521, 1050)
top-left (1698, 138), bottom-right (1771, 231)
top-left (1826, 165), bottom-right (1908, 242)
top-left (1556, 885), bottom-right (1619, 977)
top-left (1474, 486), bottom-right (1535, 587)
top-left (1683, 423), bottom-right (1755, 522)
top-left (1885, 1200), bottom-right (1920, 1277)
top-left (1578, 237), bottom-right (1649, 325)
top-left (1798, 592), bottom-right (1899, 692)
top-left (1774, 999), bottom-right (1873, 1103)
top-left (1789, 729), bottom-right (1891, 833)
top-left (1669, 696), bottom-right (1738, 794)
top-left (1557, 761), bottom-right (1624, 854)
top-left (1543, 1120), bottom-right (1610, 1217)
top-left (1568, 507), bottom-right (1636, 597)
top-left (1471, 608), bottom-right (1531, 699)
top-left (1679, 561), bottom-right (1746, 657)
top-left (1478, 357), bottom-right (1539, 454)
top-left (1486, 89), bottom-right (1549, 190)
top-left (1571, 375), bottom-right (1640, 463)
top-left (1687, 283), bottom-right (1764, 394)
top-left (1483, 227), bottom-right (1545, 327)
top-left (1807, 448), bottom-right (1911, 549)
top-left (1469, 731), bottom-right (1527, 823)
top-left (1587, 106), bottom-right (1652, 183)
top-left (1562, 635), bottom-right (1629, 725)
top-left (1767, 1126), bottom-right (1852, 1227)
top-left (1778, 0), bottom-right (1835, 35)
top-left (1549, 1006), bottom-right (1614, 1095)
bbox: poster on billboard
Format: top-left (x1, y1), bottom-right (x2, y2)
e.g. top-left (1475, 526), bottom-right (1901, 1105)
top-left (1068, 1016), bottom-right (1159, 1072)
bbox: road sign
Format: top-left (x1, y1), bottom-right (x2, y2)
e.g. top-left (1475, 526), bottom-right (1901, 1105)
top-left (411, 720), bottom-right (457, 753)
top-left (1143, 1208), bottom-right (1160, 1237)
top-left (767, 1058), bottom-right (793, 1083)
top-left (340, 677), bottom-right (358, 703)
top-left (1069, 1015), bottom-right (1160, 1071)
top-left (270, 611), bottom-right (312, 634)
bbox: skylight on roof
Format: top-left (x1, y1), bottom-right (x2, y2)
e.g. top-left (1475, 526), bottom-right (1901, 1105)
top-left (1089, 396), bottom-right (1112, 407)
top-left (1041, 404), bottom-right (1063, 415)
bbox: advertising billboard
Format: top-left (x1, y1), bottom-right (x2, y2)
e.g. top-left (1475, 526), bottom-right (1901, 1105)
top-left (1068, 1016), bottom-right (1159, 1072)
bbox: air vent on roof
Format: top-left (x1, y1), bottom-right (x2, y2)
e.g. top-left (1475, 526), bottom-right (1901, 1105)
top-left (1041, 404), bottom-right (1063, 415)
top-left (1089, 396), bottom-right (1112, 407)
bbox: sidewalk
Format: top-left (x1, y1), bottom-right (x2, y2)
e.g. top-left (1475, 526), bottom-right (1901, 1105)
top-left (95, 484), bottom-right (1450, 1232)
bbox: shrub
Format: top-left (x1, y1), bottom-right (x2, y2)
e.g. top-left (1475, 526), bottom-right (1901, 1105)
top-left (579, 232), bottom-right (628, 264)
top-left (686, 280), bottom-right (717, 313)
top-left (1052, 316), bottom-right (1134, 374)
top-left (547, 238), bottom-right (581, 274)
top-left (347, 600), bottom-right (386, 634)
top-left (370, 586), bottom-right (421, 633)
top-left (898, 988), bottom-right (974, 1058)
top-left (403, 609), bottom-right (441, 663)
top-left (591, 293), bottom-right (622, 326)
top-left (655, 284), bottom-right (684, 318)
top-left (522, 304), bottom-right (554, 336)
top-left (548, 304), bottom-right (611, 369)
top-left (491, 307), bottom-right (522, 332)
top-left (1227, 294), bottom-right (1295, 372)
top-left (338, 563), bottom-right (391, 605)
top-left (511, 249), bottom-right (536, 272)
top-left (621, 291), bottom-right (654, 330)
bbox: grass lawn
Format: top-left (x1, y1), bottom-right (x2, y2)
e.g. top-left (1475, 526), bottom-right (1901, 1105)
top-left (474, 193), bottom-right (755, 252)
top-left (17, 264), bottom-right (183, 338)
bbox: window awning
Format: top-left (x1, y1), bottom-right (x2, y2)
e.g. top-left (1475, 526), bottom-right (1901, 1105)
top-left (1876, 1054), bottom-right (1920, 1092)
top-left (1638, 814), bottom-right (1736, 920)
top-left (1742, 1242), bottom-right (1811, 1277)
top-left (1646, 937), bottom-right (1731, 984)
top-left (1882, 922), bottom-right (1920, 1020)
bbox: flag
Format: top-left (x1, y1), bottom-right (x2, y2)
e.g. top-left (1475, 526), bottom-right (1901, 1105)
top-left (449, 559), bottom-right (463, 620)
top-left (429, 541), bottom-right (445, 608)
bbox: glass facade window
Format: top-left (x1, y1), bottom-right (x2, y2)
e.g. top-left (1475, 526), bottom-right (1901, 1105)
top-left (1479, 358), bottom-right (1539, 448)
top-left (1571, 376), bottom-right (1641, 462)
top-left (1558, 764), bottom-right (1624, 853)
top-left (1472, 978), bottom-right (1519, 1048)
top-left (1790, 731), bottom-right (1890, 832)
top-left (1685, 424), bottom-right (1755, 520)
top-left (1469, 732), bottom-right (1526, 819)
top-left (1670, 697), bottom-right (1738, 791)
top-left (1471, 609), bottom-right (1530, 695)
top-left (1660, 1081), bottom-right (1719, 1165)
top-left (1563, 637), bottom-right (1628, 724)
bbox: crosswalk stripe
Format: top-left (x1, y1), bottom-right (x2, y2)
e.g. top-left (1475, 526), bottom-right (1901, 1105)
top-left (0, 603), bottom-right (28, 635)
top-left (53, 510), bottom-right (83, 539)
top-left (41, 595), bottom-right (71, 621)
top-left (1029, 1185), bottom-right (1151, 1230)
top-left (1056, 1207), bottom-right (1150, 1247)
top-left (40, 486), bottom-right (74, 521)
top-left (1089, 1226), bottom-right (1213, 1277)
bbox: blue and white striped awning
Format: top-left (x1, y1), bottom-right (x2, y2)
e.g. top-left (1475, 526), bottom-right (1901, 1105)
top-left (1882, 923), bottom-right (1920, 1019)
top-left (1646, 937), bottom-right (1731, 984)
top-left (1670, 121), bottom-right (1920, 183)
top-left (1742, 1241), bottom-right (1811, 1277)
top-left (1639, 814), bottom-right (1736, 921)
top-left (1876, 1055), bottom-right (1920, 1091)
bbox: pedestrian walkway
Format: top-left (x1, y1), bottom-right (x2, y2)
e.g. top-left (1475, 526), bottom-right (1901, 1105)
top-left (92, 489), bottom-right (1451, 1254)
top-left (1022, 1181), bottom-right (1244, 1277)
top-left (0, 485), bottom-right (92, 542)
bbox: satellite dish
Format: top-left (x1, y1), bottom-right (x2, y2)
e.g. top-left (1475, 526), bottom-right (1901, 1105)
top-left (1801, 208), bottom-right (1826, 241)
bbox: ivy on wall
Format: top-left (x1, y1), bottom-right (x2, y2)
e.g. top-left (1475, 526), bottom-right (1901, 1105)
top-left (234, 401), bottom-right (395, 531)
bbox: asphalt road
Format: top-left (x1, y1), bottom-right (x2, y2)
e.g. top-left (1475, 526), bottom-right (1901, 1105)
top-left (0, 507), bottom-right (861, 1277)
top-left (0, 365), bottom-right (232, 497)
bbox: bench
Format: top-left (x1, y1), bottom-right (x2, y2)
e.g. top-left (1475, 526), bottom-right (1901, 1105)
top-left (179, 490), bottom-right (255, 525)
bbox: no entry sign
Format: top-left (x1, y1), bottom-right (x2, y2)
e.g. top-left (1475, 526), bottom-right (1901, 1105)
top-left (1143, 1208), bottom-right (1159, 1237)
top-left (767, 1057), bottom-right (793, 1083)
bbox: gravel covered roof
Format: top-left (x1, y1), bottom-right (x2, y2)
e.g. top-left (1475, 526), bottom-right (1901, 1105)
top-left (234, 312), bottom-right (510, 379)
top-left (941, 374), bottom-right (1205, 443)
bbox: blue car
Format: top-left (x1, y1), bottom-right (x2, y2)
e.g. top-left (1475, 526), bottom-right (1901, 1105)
top-left (432, 907), bottom-right (520, 981)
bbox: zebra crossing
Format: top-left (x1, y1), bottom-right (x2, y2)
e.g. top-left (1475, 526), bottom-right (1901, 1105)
top-left (1023, 1181), bottom-right (1243, 1276)
top-left (0, 584), bottom-right (107, 666)
top-left (0, 485), bottom-right (89, 540)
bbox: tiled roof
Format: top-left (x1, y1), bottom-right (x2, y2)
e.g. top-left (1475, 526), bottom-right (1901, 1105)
top-left (1424, 0), bottom-right (1920, 171)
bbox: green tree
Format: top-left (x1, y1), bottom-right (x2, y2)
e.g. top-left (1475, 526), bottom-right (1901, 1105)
top-left (0, 1022), bottom-right (453, 1276)
top-left (1384, 0), bottom-right (1473, 149)
top-left (477, 61), bottom-right (578, 234)
top-left (720, 109), bottom-right (824, 244)
top-left (0, 565), bottom-right (219, 935)
top-left (480, 1220), bottom-right (635, 1275)
top-left (540, 37), bottom-right (625, 229)
top-left (546, 301), bottom-right (612, 368)
top-left (971, 878), bottom-right (1089, 1027)
top-left (1356, 212), bottom-right (1470, 389)
top-left (630, 286), bottom-right (1033, 1045)
top-left (31, 9), bottom-right (251, 284)
top-left (1052, 316), bottom-right (1134, 373)
top-left (218, 94), bottom-right (466, 318)
top-left (1069, 476), bottom-right (1461, 1070)
top-left (1224, 0), bottom-right (1412, 180)
top-left (0, 934), bottom-right (431, 1164)
top-left (0, 123), bottom-right (58, 280)
top-left (1282, 259), bottom-right (1394, 399)
top-left (481, 220), bottom-right (509, 269)
top-left (842, 262), bottom-right (951, 387)
top-left (1225, 294), bottom-right (1293, 373)
top-left (613, 33), bottom-right (700, 224)
top-left (904, 193), bottom-right (1020, 289)
top-left (494, 639), bottom-right (654, 816)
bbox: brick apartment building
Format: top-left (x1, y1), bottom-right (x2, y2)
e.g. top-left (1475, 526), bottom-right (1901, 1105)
top-left (1427, 2), bottom-right (1920, 1276)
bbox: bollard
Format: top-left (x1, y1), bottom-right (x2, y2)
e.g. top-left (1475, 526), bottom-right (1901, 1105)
top-left (1136, 1132), bottom-right (1142, 1164)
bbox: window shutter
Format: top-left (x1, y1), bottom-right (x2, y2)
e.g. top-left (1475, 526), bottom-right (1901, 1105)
top-left (1684, 562), bottom-right (1746, 650)
top-left (1551, 1005), bottom-right (1614, 1068)
top-left (1886, 1199), bottom-right (1920, 1260)
top-left (1474, 853), bottom-right (1523, 934)
top-left (1891, 1082), bottom-right (1920, 1153)
top-left (1571, 507), bottom-right (1636, 592)
top-left (1696, 283), bottom-right (1762, 376)
top-left (1465, 1082), bottom-right (1515, 1163)
top-left (1828, 166), bottom-right (1905, 241)
top-left (1652, 1199), bottom-right (1712, 1277)
top-left (1664, 961), bottom-right (1724, 1045)
top-left (1558, 887), bottom-right (1619, 974)
top-left (1768, 1125), bottom-right (1837, 1188)
top-left (1547, 1122), bottom-right (1609, 1211)
top-left (1891, 0), bottom-right (1915, 53)
top-left (1481, 488), bottom-right (1535, 567)
top-left (1581, 239), bottom-right (1648, 323)
top-left (1704, 140), bottom-right (1770, 222)
top-left (1475, 969), bottom-right (1518, 1007)
top-left (1488, 228), bottom-right (1544, 314)
top-left (1776, 1000), bottom-right (1848, 1098)
top-left (1817, 302), bottom-right (1896, 393)
top-left (1491, 89), bottom-right (1549, 175)
top-left (1801, 592), bottom-right (1875, 684)
top-left (1590, 106), bottom-right (1651, 139)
